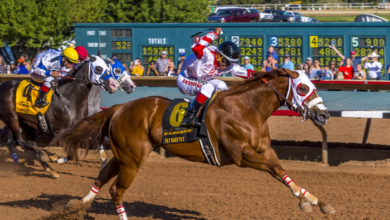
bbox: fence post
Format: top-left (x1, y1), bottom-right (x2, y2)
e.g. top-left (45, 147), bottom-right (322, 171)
top-left (362, 118), bottom-right (372, 148)
top-left (317, 126), bottom-right (328, 165)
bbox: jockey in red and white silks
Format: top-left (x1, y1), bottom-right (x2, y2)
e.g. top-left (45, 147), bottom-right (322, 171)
top-left (177, 27), bottom-right (256, 127)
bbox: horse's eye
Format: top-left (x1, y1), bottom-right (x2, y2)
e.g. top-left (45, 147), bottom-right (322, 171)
top-left (114, 68), bottom-right (122, 76)
top-left (95, 66), bottom-right (103, 75)
top-left (298, 84), bottom-right (309, 95)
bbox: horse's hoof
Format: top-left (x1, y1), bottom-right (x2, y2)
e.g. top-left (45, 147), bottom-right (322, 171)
top-left (48, 155), bottom-right (58, 162)
top-left (50, 172), bottom-right (60, 179)
top-left (47, 169), bottom-right (60, 179)
top-left (300, 202), bottom-right (313, 213)
top-left (321, 204), bottom-right (336, 214)
top-left (67, 199), bottom-right (77, 207)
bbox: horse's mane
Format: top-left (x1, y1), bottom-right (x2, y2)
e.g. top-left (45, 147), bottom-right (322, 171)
top-left (57, 61), bottom-right (89, 87)
top-left (219, 68), bottom-right (287, 98)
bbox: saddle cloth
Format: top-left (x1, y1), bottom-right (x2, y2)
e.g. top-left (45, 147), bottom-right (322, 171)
top-left (15, 80), bottom-right (54, 116)
top-left (161, 92), bottom-right (221, 166)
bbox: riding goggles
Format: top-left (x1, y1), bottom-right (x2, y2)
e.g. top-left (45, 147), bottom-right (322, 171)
top-left (65, 58), bottom-right (77, 66)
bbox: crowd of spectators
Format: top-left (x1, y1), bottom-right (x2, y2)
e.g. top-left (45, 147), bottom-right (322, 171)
top-left (115, 44), bottom-right (386, 81)
top-left (240, 45), bottom-right (382, 80)
top-left (0, 55), bottom-right (31, 75)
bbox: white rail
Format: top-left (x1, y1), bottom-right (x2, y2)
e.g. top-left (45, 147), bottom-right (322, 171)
top-left (211, 3), bottom-right (389, 11)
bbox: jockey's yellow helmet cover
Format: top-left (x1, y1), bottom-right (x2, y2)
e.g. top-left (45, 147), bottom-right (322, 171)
top-left (62, 47), bottom-right (79, 63)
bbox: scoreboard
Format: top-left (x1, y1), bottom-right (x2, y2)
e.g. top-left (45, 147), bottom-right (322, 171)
top-left (211, 35), bottom-right (225, 47)
top-left (141, 46), bottom-right (175, 66)
top-left (75, 23), bottom-right (390, 80)
top-left (231, 36), bottom-right (263, 71)
top-left (310, 36), bottom-right (343, 66)
top-left (351, 36), bottom-right (386, 76)
top-left (111, 29), bottom-right (132, 62)
top-left (194, 35), bottom-right (225, 46)
top-left (270, 36), bottom-right (303, 67)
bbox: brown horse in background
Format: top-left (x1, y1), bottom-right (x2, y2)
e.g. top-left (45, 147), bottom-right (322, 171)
top-left (52, 68), bottom-right (334, 219)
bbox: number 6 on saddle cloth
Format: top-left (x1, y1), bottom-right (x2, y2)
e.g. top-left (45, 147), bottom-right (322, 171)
top-left (161, 93), bottom-right (221, 166)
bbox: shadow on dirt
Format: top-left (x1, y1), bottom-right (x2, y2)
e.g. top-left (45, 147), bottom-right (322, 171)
top-left (0, 194), bottom-right (206, 220)
top-left (89, 200), bottom-right (206, 220)
top-left (0, 194), bottom-right (80, 211)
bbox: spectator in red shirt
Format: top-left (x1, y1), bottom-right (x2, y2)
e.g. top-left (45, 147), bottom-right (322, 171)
top-left (338, 58), bottom-right (354, 80)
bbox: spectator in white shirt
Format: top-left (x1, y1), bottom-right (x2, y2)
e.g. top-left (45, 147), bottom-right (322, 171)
top-left (363, 52), bottom-right (382, 80)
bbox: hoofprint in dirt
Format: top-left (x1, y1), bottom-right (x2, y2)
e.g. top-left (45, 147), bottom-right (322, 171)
top-left (0, 149), bottom-right (389, 220)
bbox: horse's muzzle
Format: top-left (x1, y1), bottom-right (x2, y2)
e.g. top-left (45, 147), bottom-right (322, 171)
top-left (314, 111), bottom-right (330, 125)
top-left (105, 78), bottom-right (118, 93)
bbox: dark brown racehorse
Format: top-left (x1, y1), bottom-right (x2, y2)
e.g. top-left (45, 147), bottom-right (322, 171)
top-left (0, 55), bottom-right (118, 178)
top-left (53, 68), bottom-right (335, 219)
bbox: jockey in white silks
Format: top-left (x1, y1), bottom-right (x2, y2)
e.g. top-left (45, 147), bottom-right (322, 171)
top-left (31, 47), bottom-right (79, 107)
top-left (177, 27), bottom-right (256, 127)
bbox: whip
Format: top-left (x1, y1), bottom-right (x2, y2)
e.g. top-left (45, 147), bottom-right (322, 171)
top-left (190, 28), bottom-right (223, 38)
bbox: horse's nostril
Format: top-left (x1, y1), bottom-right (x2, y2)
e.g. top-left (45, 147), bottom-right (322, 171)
top-left (318, 114), bottom-right (326, 121)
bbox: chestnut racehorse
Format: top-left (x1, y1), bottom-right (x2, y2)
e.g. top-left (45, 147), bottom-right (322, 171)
top-left (53, 68), bottom-right (335, 219)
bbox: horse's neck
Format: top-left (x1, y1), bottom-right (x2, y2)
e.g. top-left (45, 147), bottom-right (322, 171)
top-left (55, 63), bottom-right (91, 106)
top-left (253, 76), bottom-right (289, 119)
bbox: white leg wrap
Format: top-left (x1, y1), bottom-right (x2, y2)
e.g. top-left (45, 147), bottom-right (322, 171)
top-left (116, 205), bottom-right (128, 220)
top-left (99, 146), bottom-right (106, 161)
top-left (283, 175), bottom-right (300, 197)
top-left (57, 158), bottom-right (68, 164)
top-left (300, 187), bottom-right (318, 205)
top-left (83, 185), bottom-right (99, 203)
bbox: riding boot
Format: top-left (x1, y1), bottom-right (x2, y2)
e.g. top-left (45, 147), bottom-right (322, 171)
top-left (34, 89), bottom-right (49, 107)
top-left (180, 99), bottom-right (205, 127)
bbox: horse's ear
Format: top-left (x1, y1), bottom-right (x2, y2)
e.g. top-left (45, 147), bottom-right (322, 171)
top-left (88, 54), bottom-right (96, 62)
top-left (281, 67), bottom-right (299, 79)
top-left (97, 51), bottom-right (101, 57)
top-left (107, 57), bottom-right (116, 64)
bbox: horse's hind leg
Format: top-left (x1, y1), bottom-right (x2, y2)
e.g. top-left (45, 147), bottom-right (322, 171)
top-left (109, 158), bottom-right (145, 220)
top-left (238, 144), bottom-right (336, 214)
top-left (81, 157), bottom-right (120, 204)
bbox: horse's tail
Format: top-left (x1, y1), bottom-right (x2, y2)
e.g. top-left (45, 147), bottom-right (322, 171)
top-left (50, 104), bottom-right (123, 162)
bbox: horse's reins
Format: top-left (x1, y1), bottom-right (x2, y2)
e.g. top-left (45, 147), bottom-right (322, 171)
top-left (56, 75), bottom-right (101, 86)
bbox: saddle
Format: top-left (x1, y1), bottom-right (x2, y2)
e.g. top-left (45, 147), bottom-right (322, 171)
top-left (15, 80), bottom-right (54, 134)
top-left (161, 93), bottom-right (220, 166)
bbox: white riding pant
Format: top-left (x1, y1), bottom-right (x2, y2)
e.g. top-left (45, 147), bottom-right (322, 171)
top-left (177, 73), bottom-right (228, 98)
top-left (31, 73), bottom-right (54, 89)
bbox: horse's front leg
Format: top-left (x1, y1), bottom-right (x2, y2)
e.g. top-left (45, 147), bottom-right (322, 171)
top-left (226, 138), bottom-right (336, 214)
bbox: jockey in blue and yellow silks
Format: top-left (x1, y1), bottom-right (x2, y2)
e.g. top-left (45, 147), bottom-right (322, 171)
top-left (31, 47), bottom-right (79, 107)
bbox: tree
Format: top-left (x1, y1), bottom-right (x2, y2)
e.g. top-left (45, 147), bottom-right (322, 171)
top-left (0, 0), bottom-right (107, 62)
top-left (104, 0), bottom-right (210, 23)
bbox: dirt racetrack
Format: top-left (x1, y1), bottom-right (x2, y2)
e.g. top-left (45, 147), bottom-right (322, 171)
top-left (0, 149), bottom-right (390, 220)
top-left (0, 116), bottom-right (390, 219)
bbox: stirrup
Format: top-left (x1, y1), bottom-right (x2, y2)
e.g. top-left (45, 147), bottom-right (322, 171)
top-left (180, 113), bottom-right (201, 127)
top-left (34, 89), bottom-right (49, 107)
top-left (34, 100), bottom-right (49, 108)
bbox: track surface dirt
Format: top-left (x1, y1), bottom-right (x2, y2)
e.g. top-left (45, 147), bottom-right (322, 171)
top-left (0, 117), bottom-right (389, 219)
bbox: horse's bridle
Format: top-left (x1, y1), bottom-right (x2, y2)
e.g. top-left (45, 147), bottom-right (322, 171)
top-left (261, 76), bottom-right (310, 121)
top-left (108, 64), bottom-right (131, 91)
